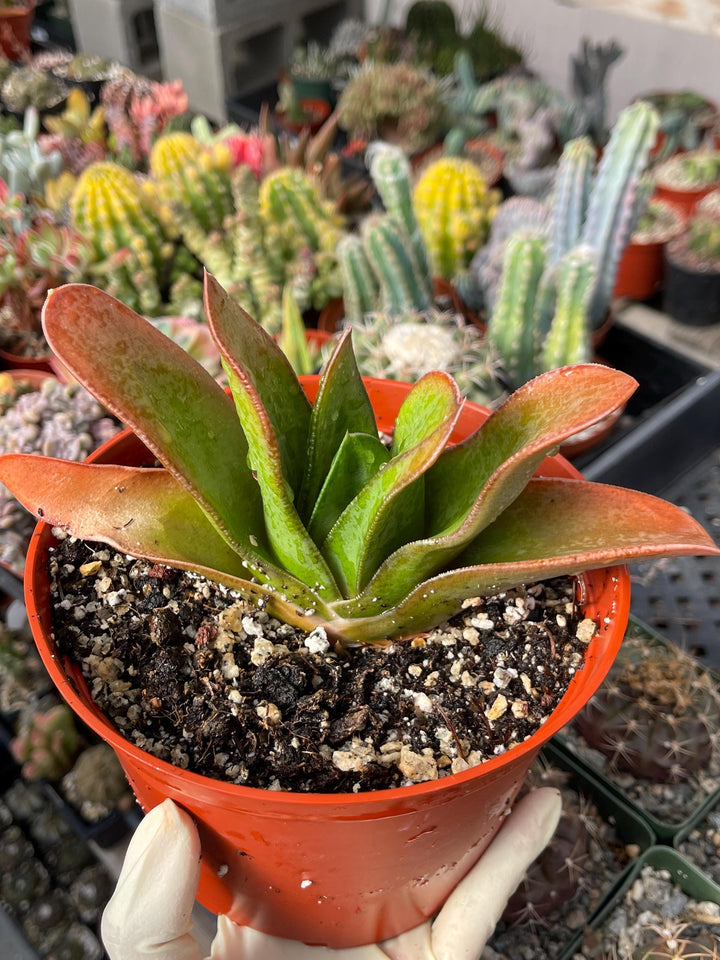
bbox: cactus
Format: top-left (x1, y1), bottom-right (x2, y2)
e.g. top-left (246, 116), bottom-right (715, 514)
top-left (150, 131), bottom-right (235, 278)
top-left (0, 107), bottom-right (63, 198)
top-left (255, 165), bottom-right (345, 314)
top-left (575, 628), bottom-right (720, 784)
top-left (347, 307), bottom-right (505, 407)
top-left (361, 213), bottom-right (434, 317)
top-left (413, 155), bottom-right (501, 278)
top-left (1, 66), bottom-right (66, 113)
top-left (10, 703), bottom-right (82, 781)
top-left (634, 925), bottom-right (720, 959)
top-left (336, 61), bottom-right (446, 156)
top-left (539, 246), bottom-right (596, 372)
top-left (570, 38), bottom-right (624, 146)
top-left (575, 101), bottom-right (659, 325)
top-left (687, 212), bottom-right (720, 263)
top-left (367, 140), bottom-right (432, 285)
top-left (70, 161), bottom-right (176, 315)
top-left (61, 743), bottom-right (131, 822)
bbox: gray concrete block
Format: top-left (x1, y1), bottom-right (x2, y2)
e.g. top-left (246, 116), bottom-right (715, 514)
top-left (153, 0), bottom-right (287, 28)
top-left (67, 0), bottom-right (161, 76)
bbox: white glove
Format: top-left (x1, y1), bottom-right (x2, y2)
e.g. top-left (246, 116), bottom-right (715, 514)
top-left (101, 787), bottom-right (561, 960)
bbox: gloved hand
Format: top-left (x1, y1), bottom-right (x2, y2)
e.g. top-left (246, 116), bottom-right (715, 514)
top-left (101, 787), bottom-right (561, 960)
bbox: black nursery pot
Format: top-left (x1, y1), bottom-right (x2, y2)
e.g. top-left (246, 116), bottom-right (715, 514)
top-left (662, 247), bottom-right (720, 326)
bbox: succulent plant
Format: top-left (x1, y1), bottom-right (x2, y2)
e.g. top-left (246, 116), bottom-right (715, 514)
top-left (574, 628), bottom-right (720, 784)
top-left (61, 743), bottom-right (131, 821)
top-left (687, 211), bottom-right (720, 264)
top-left (0, 619), bottom-right (52, 712)
top-left (0, 275), bottom-right (716, 649)
top-left (570, 38), bottom-right (624, 147)
top-left (633, 924), bottom-right (720, 959)
top-left (345, 308), bottom-right (505, 407)
top-left (0, 856), bottom-right (50, 914)
top-left (642, 89), bottom-right (717, 160)
top-left (22, 889), bottom-right (75, 953)
top-left (0, 823), bottom-right (33, 870)
top-left (0, 106), bottom-right (63, 197)
top-left (289, 41), bottom-right (338, 82)
top-left (69, 160), bottom-right (176, 315)
top-left (101, 72), bottom-right (189, 168)
top-left (413, 155), bottom-right (501, 279)
top-left (337, 61), bottom-right (447, 156)
top-left (1, 65), bottom-right (67, 113)
top-left (655, 149), bottom-right (720, 190)
top-left (10, 702), bottom-right (82, 781)
top-left (69, 863), bottom-right (114, 923)
top-left (487, 234), bottom-right (596, 389)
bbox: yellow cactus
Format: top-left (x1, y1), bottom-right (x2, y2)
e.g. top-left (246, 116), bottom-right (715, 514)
top-left (413, 157), bottom-right (501, 280)
top-left (70, 162), bottom-right (175, 315)
top-left (43, 87), bottom-right (106, 145)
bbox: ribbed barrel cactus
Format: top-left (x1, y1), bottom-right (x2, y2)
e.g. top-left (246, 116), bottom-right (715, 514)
top-left (413, 156), bottom-right (500, 279)
top-left (0, 276), bottom-right (716, 646)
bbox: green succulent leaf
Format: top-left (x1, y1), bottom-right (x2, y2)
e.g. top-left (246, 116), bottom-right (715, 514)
top-left (335, 364), bottom-right (637, 618)
top-left (322, 371), bottom-right (462, 596)
top-left (41, 283), bottom-right (271, 579)
top-left (297, 328), bottom-right (378, 521)
top-left (204, 273), bottom-right (340, 599)
top-left (330, 477), bottom-right (720, 644)
top-left (308, 433), bottom-right (390, 545)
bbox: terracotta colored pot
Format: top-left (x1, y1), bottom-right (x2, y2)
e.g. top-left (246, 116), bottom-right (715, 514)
top-left (612, 201), bottom-right (685, 302)
top-left (24, 377), bottom-right (630, 948)
top-left (0, 0), bottom-right (36, 60)
top-left (274, 97), bottom-right (331, 136)
top-left (0, 366), bottom-right (56, 392)
top-left (0, 345), bottom-right (55, 374)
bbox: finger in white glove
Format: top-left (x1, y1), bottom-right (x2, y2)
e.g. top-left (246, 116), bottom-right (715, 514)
top-left (102, 798), bottom-right (203, 960)
top-left (429, 787), bottom-right (562, 960)
top-left (211, 917), bottom-right (393, 960)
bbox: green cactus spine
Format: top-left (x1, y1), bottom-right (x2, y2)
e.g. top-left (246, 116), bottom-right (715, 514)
top-left (361, 213), bottom-right (434, 316)
top-left (579, 100), bottom-right (659, 325)
top-left (540, 246), bottom-right (596, 373)
top-left (70, 162), bottom-right (174, 315)
top-left (336, 233), bottom-right (379, 324)
top-left (487, 233), bottom-right (546, 389)
top-left (366, 142), bottom-right (432, 287)
top-left (413, 156), bottom-right (500, 279)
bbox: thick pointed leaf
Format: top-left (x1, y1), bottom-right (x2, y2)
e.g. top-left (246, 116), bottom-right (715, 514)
top-left (455, 477), bottom-right (720, 566)
top-left (41, 284), bottom-right (269, 575)
top-left (335, 364), bottom-right (637, 618)
top-left (308, 433), bottom-right (390, 545)
top-left (297, 328), bottom-right (378, 520)
top-left (325, 477), bottom-right (720, 644)
top-left (204, 273), bottom-right (339, 598)
top-left (0, 454), bottom-right (333, 625)
top-left (323, 372), bottom-right (461, 596)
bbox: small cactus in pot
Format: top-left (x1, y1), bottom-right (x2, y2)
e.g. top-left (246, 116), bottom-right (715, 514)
top-left (10, 702), bottom-right (82, 781)
top-left (574, 628), bottom-right (720, 784)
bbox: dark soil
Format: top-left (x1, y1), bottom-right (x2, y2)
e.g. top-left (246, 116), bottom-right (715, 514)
top-left (48, 532), bottom-right (595, 794)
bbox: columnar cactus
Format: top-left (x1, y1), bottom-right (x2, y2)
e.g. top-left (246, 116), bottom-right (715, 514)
top-left (539, 246), bottom-right (596, 373)
top-left (70, 161), bottom-right (176, 315)
top-left (150, 132), bottom-right (235, 279)
top-left (413, 156), bottom-right (500, 279)
top-left (487, 233), bottom-right (546, 389)
top-left (360, 213), bottom-right (434, 317)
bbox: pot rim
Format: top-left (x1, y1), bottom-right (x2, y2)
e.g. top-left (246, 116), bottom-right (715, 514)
top-left (24, 375), bottom-right (631, 810)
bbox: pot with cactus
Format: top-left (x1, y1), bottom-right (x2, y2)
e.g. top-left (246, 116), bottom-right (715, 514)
top-left (288, 41), bottom-right (338, 106)
top-left (653, 149), bottom-right (720, 219)
top-left (662, 189), bottom-right (720, 325)
top-left (0, 0), bottom-right (35, 61)
top-left (1, 64), bottom-right (67, 120)
top-left (613, 198), bottom-right (685, 302)
top-left (337, 60), bottom-right (447, 158)
top-left (0, 271), bottom-right (716, 947)
top-left (636, 88), bottom-right (717, 161)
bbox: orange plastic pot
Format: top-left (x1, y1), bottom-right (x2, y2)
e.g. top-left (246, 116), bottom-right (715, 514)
top-left (24, 376), bottom-right (631, 948)
top-left (654, 180), bottom-right (716, 220)
top-left (0, 0), bottom-right (35, 59)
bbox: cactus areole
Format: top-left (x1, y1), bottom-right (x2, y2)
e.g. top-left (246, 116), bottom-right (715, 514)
top-left (6, 275), bottom-right (718, 947)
